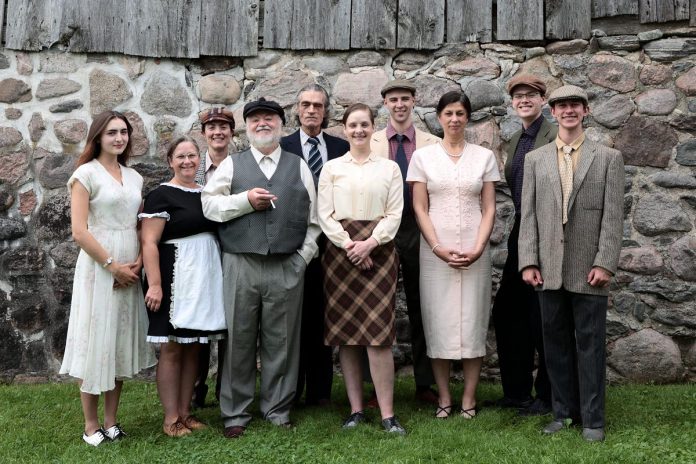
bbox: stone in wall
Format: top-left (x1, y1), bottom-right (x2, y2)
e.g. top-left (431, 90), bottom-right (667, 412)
top-left (0, 127), bottom-right (23, 147)
top-left (36, 150), bottom-right (76, 190)
top-left (676, 140), bottom-right (696, 166)
top-left (612, 292), bottom-right (651, 322)
top-left (618, 246), bottom-right (663, 275)
top-left (29, 113), bottom-right (45, 143)
top-left (463, 79), bottom-right (504, 111)
top-left (0, 146), bottom-right (30, 184)
top-left (669, 235), bottom-right (696, 281)
top-left (633, 193), bottom-right (692, 236)
top-left (0, 78), bottom-right (32, 103)
top-left (22, 341), bottom-right (48, 372)
top-left (35, 78), bottom-right (81, 100)
top-left (5, 108), bottom-right (22, 120)
top-left (0, 53), bottom-right (9, 69)
top-left (442, 57), bottom-right (500, 80)
top-left (592, 94), bottom-right (634, 129)
top-left (652, 303), bottom-right (696, 331)
top-left (639, 64), bottom-right (672, 85)
top-left (189, 56), bottom-right (240, 76)
top-left (302, 55), bottom-right (349, 76)
top-left (54, 119), bottom-right (88, 145)
top-left (615, 116), bottom-right (677, 167)
top-left (38, 53), bottom-right (80, 72)
top-left (15, 52), bottom-right (32, 75)
top-left (132, 163), bottom-right (172, 197)
top-left (635, 89), bottom-right (677, 115)
top-left (50, 241), bottom-right (79, 270)
top-left (393, 51), bottom-right (431, 71)
top-left (347, 51), bottom-right (385, 68)
top-left (650, 172), bottom-right (696, 189)
top-left (89, 69), bottom-right (133, 116)
top-left (643, 38), bottom-right (696, 62)
top-left (333, 69), bottom-right (389, 108)
top-left (49, 100), bottom-right (84, 113)
top-left (597, 35), bottom-right (640, 52)
top-left (123, 111), bottom-right (149, 158)
top-left (35, 192), bottom-right (71, 241)
top-left (0, 217), bottom-right (27, 240)
top-left (249, 70), bottom-right (316, 108)
top-left (670, 113), bottom-right (696, 132)
top-left (676, 66), bottom-right (696, 96)
top-left (141, 71), bottom-right (192, 117)
top-left (0, 186), bottom-right (14, 211)
top-left (19, 190), bottom-right (36, 215)
top-left (628, 278), bottom-right (696, 303)
top-left (545, 39), bottom-right (588, 55)
top-left (197, 75), bottom-right (242, 104)
top-left (608, 329), bottom-right (683, 383)
top-left (0, 323), bottom-right (22, 373)
top-left (153, 118), bottom-right (178, 161)
top-left (482, 43), bottom-right (525, 62)
top-left (588, 54), bottom-right (636, 93)
top-left (466, 119), bottom-right (501, 162)
top-left (412, 74), bottom-right (461, 108)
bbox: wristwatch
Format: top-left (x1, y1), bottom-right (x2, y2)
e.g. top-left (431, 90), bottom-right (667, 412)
top-left (102, 256), bottom-right (114, 268)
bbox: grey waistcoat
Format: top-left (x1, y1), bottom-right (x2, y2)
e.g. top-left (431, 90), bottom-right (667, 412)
top-left (218, 149), bottom-right (310, 255)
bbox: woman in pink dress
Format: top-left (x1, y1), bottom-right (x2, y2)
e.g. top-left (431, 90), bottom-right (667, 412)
top-left (407, 91), bottom-right (499, 419)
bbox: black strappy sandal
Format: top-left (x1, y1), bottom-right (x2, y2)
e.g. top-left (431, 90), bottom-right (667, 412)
top-left (435, 405), bottom-right (454, 419)
top-left (460, 406), bottom-right (478, 419)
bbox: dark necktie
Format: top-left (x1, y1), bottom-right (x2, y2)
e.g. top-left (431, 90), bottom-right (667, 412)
top-left (395, 134), bottom-right (412, 215)
top-left (307, 137), bottom-right (323, 178)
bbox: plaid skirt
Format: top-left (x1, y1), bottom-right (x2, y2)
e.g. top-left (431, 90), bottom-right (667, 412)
top-left (323, 219), bottom-right (398, 346)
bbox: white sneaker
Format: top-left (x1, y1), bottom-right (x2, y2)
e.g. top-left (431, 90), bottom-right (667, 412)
top-left (82, 428), bottom-right (109, 446)
top-left (104, 423), bottom-right (126, 441)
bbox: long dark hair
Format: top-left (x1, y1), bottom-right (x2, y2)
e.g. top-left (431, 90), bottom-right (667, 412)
top-left (76, 111), bottom-right (134, 167)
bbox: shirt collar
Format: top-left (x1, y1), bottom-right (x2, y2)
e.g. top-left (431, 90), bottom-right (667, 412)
top-left (341, 152), bottom-right (379, 163)
top-left (555, 133), bottom-right (585, 152)
top-left (300, 128), bottom-right (325, 146)
top-left (522, 115), bottom-right (544, 138)
top-left (386, 121), bottom-right (416, 142)
top-left (250, 144), bottom-right (282, 164)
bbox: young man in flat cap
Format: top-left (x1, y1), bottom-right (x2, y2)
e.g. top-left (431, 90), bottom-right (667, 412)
top-left (202, 98), bottom-right (321, 438)
top-left (192, 107), bottom-right (236, 407)
top-left (519, 85), bottom-right (624, 442)
top-left (280, 84), bottom-right (349, 407)
top-left (490, 74), bottom-right (556, 416)
top-left (371, 79), bottom-right (439, 405)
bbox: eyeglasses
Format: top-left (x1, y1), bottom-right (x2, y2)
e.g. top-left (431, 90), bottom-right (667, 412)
top-left (512, 91), bottom-right (541, 100)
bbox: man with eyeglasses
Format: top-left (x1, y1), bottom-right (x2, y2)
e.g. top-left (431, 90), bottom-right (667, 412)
top-left (489, 74), bottom-right (556, 416)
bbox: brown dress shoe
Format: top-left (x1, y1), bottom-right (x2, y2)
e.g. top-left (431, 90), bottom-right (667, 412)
top-left (223, 425), bottom-right (246, 438)
top-left (182, 415), bottom-right (207, 430)
top-left (163, 419), bottom-right (192, 437)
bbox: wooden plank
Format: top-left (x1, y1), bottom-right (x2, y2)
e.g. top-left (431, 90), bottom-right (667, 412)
top-left (62, 0), bottom-right (125, 53)
top-left (546, 0), bottom-right (592, 39)
top-left (692, 0), bottom-right (696, 26)
top-left (123, 0), bottom-right (200, 58)
top-left (447, 0), bottom-right (492, 43)
top-left (592, 0), bottom-right (638, 17)
top-left (4, 0), bottom-right (63, 50)
top-left (639, 0), bottom-right (689, 23)
top-left (496, 0), bottom-right (543, 40)
top-left (0, 0), bottom-right (5, 43)
top-left (397, 0), bottom-right (445, 49)
top-left (351, 0), bottom-right (396, 49)
top-left (263, 0), bottom-right (351, 50)
top-left (200, 0), bottom-right (259, 56)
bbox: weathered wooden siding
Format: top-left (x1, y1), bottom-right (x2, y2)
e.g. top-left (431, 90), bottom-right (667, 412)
top-left (5, 0), bottom-right (63, 50)
top-left (63, 0), bottom-right (125, 53)
top-left (547, 0), bottom-right (592, 39)
top-left (397, 0), bottom-right (445, 49)
top-left (350, 0), bottom-right (396, 49)
top-left (264, 0), bottom-right (351, 50)
top-left (200, 0), bottom-right (259, 56)
top-left (691, 0), bottom-right (696, 26)
top-left (592, 0), bottom-right (639, 17)
top-left (640, 0), bottom-right (689, 23)
top-left (447, 0), bottom-right (492, 43)
top-left (497, 0), bottom-right (544, 40)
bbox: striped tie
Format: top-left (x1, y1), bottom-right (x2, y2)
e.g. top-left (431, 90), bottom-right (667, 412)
top-left (561, 145), bottom-right (574, 225)
top-left (307, 137), bottom-right (322, 178)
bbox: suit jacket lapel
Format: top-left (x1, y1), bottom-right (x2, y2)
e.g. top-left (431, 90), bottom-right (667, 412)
top-left (541, 144), bottom-right (563, 209)
top-left (568, 141), bottom-right (597, 211)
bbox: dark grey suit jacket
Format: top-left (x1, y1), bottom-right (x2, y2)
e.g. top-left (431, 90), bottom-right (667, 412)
top-left (280, 130), bottom-right (349, 170)
top-left (518, 139), bottom-right (624, 296)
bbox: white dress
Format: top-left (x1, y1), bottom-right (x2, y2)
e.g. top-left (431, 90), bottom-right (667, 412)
top-left (59, 160), bottom-right (156, 394)
top-left (406, 143), bottom-right (500, 359)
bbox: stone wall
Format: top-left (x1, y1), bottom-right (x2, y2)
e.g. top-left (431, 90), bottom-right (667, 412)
top-left (1, 30), bottom-right (695, 385)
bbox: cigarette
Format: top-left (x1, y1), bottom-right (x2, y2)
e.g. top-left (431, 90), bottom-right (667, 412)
top-left (270, 199), bottom-right (276, 209)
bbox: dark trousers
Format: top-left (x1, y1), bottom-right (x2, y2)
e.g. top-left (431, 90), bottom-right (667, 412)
top-left (195, 340), bottom-right (226, 401)
top-left (295, 240), bottom-right (334, 404)
top-left (538, 289), bottom-right (607, 428)
top-left (492, 218), bottom-right (551, 402)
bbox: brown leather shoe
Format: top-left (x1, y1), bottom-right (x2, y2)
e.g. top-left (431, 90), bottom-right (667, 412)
top-left (182, 415), bottom-right (207, 430)
top-left (223, 425), bottom-right (246, 438)
top-left (163, 419), bottom-right (192, 437)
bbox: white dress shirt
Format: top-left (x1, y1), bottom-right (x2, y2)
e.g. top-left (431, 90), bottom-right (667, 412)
top-left (300, 129), bottom-right (329, 165)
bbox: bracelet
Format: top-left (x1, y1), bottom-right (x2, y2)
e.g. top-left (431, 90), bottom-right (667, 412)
top-left (102, 256), bottom-right (114, 268)
top-left (431, 244), bottom-right (441, 253)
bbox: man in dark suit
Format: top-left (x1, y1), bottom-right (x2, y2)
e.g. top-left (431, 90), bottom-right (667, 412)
top-left (490, 74), bottom-right (556, 416)
top-left (519, 85), bottom-right (624, 442)
top-left (280, 84), bottom-right (349, 406)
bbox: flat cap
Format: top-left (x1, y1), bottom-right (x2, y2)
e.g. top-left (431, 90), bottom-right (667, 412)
top-left (380, 79), bottom-right (417, 97)
top-left (507, 74), bottom-right (547, 96)
top-left (242, 97), bottom-right (286, 124)
top-left (547, 85), bottom-right (589, 106)
top-left (198, 107), bottom-right (236, 129)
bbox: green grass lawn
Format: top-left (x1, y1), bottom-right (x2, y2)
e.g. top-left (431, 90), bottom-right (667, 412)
top-left (1, 378), bottom-right (694, 463)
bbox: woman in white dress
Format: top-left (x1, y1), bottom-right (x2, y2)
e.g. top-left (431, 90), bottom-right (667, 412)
top-left (60, 111), bottom-right (156, 446)
top-left (407, 91), bottom-right (499, 419)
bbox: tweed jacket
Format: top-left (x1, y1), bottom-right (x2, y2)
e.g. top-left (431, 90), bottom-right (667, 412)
top-left (518, 139), bottom-right (624, 296)
top-left (504, 117), bottom-right (558, 185)
top-left (370, 126), bottom-right (440, 158)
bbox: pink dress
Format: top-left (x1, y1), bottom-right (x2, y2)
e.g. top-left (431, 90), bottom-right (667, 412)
top-left (407, 142), bottom-right (500, 359)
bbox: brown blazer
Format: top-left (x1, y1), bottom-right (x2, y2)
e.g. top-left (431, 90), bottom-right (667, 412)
top-left (518, 139), bottom-right (624, 296)
top-left (370, 127), bottom-right (440, 157)
top-left (504, 117), bottom-right (557, 186)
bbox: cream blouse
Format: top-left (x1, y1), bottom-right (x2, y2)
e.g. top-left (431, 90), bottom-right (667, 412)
top-left (317, 152), bottom-right (403, 248)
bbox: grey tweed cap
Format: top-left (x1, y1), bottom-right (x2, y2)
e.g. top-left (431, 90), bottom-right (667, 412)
top-left (547, 85), bottom-right (589, 106)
